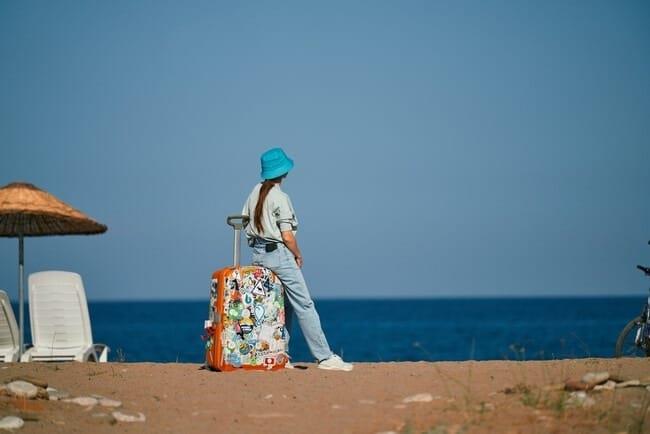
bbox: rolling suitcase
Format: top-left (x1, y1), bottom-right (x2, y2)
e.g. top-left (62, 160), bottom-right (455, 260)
top-left (204, 215), bottom-right (287, 371)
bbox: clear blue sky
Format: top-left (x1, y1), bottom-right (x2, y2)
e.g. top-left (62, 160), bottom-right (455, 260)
top-left (1, 1), bottom-right (648, 300)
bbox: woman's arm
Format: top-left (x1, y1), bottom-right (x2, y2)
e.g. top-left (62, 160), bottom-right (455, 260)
top-left (281, 230), bottom-right (303, 268)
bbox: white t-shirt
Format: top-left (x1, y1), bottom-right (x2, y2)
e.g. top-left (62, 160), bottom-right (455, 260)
top-left (241, 183), bottom-right (298, 243)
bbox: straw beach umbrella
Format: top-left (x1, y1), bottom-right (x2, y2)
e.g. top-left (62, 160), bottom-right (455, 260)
top-left (0, 182), bottom-right (107, 357)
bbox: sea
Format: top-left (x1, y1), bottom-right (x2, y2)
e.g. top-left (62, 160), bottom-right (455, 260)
top-left (15, 297), bottom-right (643, 363)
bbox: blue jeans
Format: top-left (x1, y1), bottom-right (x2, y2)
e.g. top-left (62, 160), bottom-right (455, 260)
top-left (251, 241), bottom-right (333, 361)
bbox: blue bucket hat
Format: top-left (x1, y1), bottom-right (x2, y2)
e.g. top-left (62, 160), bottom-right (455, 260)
top-left (260, 148), bottom-right (294, 180)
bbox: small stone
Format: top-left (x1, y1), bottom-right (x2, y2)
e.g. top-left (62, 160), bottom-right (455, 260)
top-left (99, 398), bottom-right (122, 408)
top-left (582, 371), bottom-right (609, 386)
top-left (608, 374), bottom-right (627, 382)
top-left (264, 394), bottom-right (273, 399)
top-left (331, 404), bottom-right (343, 410)
top-left (0, 416), bottom-right (24, 430)
top-left (7, 381), bottom-right (38, 399)
top-left (64, 396), bottom-right (99, 407)
top-left (46, 388), bottom-right (70, 401)
top-left (616, 380), bottom-right (641, 388)
top-left (566, 391), bottom-right (596, 408)
top-left (112, 411), bottom-right (146, 423)
top-left (403, 393), bottom-right (433, 403)
top-left (594, 381), bottom-right (617, 391)
top-left (10, 375), bottom-right (48, 389)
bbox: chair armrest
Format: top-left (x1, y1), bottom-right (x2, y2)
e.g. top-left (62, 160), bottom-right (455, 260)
top-left (78, 344), bottom-right (110, 362)
top-left (94, 344), bottom-right (109, 363)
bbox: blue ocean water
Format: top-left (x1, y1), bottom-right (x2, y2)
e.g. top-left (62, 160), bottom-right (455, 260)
top-left (18, 297), bottom-right (642, 363)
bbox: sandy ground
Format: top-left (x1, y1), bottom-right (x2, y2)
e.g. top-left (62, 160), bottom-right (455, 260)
top-left (0, 358), bottom-right (649, 434)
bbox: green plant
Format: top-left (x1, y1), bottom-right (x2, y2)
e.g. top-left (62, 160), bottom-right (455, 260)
top-left (520, 387), bottom-right (541, 408)
top-left (425, 426), bottom-right (448, 434)
top-left (544, 390), bottom-right (567, 414)
top-left (400, 422), bottom-right (415, 434)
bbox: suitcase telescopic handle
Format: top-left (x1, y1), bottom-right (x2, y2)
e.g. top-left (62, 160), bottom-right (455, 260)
top-left (227, 215), bottom-right (249, 230)
top-left (226, 215), bottom-right (250, 267)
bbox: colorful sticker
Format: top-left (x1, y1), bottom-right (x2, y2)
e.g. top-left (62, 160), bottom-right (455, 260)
top-left (240, 317), bottom-right (254, 335)
top-left (215, 266), bottom-right (286, 369)
top-left (254, 305), bottom-right (265, 325)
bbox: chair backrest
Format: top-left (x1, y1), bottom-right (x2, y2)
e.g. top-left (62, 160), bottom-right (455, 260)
top-left (28, 271), bottom-right (93, 350)
top-left (0, 290), bottom-right (19, 354)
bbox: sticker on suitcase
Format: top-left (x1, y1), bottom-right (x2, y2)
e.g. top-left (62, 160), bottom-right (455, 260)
top-left (213, 266), bottom-right (286, 369)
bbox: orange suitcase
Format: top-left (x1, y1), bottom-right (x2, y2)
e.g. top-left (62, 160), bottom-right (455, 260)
top-left (204, 215), bottom-right (287, 371)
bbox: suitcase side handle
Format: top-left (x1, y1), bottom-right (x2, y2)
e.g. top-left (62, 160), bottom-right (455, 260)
top-left (226, 215), bottom-right (250, 267)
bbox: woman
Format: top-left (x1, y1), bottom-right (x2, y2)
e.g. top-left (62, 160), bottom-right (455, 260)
top-left (242, 148), bottom-right (353, 371)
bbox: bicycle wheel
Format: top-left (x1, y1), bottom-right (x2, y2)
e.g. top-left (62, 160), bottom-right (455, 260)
top-left (615, 316), bottom-right (649, 357)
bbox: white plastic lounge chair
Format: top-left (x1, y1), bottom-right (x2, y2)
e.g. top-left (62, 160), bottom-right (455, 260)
top-left (20, 271), bottom-right (109, 362)
top-left (0, 290), bottom-right (20, 362)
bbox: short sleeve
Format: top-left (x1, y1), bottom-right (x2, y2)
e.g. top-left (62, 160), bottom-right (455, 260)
top-left (273, 194), bottom-right (297, 232)
top-left (241, 200), bottom-right (250, 230)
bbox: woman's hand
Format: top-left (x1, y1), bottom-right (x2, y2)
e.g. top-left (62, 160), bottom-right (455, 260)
top-left (281, 230), bottom-right (303, 268)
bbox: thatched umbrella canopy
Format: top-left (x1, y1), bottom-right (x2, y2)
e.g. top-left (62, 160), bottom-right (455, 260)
top-left (0, 182), bottom-right (107, 357)
top-left (0, 182), bottom-right (107, 236)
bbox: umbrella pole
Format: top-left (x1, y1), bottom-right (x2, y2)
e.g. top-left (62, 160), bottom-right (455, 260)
top-left (18, 234), bottom-right (24, 358)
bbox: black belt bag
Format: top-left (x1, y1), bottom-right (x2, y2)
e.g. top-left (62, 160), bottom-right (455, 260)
top-left (250, 237), bottom-right (280, 252)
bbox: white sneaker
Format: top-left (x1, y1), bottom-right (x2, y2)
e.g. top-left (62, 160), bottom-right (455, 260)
top-left (284, 361), bottom-right (295, 369)
top-left (318, 355), bottom-right (353, 372)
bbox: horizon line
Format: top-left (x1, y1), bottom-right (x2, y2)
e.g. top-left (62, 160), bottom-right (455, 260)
top-left (9, 293), bottom-right (639, 303)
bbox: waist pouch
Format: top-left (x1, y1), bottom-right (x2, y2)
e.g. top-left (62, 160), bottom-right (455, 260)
top-left (249, 237), bottom-right (280, 252)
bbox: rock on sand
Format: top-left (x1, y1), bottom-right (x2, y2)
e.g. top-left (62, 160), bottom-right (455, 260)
top-left (64, 397), bottom-right (99, 407)
top-left (6, 381), bottom-right (38, 399)
top-left (0, 416), bottom-right (24, 430)
top-left (582, 372), bottom-right (609, 386)
top-left (112, 411), bottom-right (146, 423)
top-left (402, 393), bottom-right (433, 403)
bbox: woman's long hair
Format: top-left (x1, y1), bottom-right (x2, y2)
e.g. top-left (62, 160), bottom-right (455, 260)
top-left (254, 175), bottom-right (285, 233)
